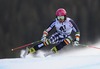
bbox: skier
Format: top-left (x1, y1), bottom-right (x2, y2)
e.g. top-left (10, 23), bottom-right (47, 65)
top-left (27, 8), bottom-right (80, 55)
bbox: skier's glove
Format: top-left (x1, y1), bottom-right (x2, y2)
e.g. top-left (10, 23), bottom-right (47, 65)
top-left (41, 36), bottom-right (47, 42)
top-left (41, 30), bottom-right (48, 42)
top-left (43, 30), bottom-right (48, 37)
top-left (73, 32), bottom-right (80, 46)
top-left (75, 32), bottom-right (80, 41)
top-left (73, 41), bottom-right (79, 46)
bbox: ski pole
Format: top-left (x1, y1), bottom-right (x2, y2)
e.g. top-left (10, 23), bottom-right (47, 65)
top-left (11, 40), bottom-right (41, 51)
top-left (79, 44), bottom-right (100, 50)
top-left (79, 44), bottom-right (88, 47)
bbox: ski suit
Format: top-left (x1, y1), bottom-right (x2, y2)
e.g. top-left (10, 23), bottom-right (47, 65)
top-left (29, 17), bottom-right (80, 53)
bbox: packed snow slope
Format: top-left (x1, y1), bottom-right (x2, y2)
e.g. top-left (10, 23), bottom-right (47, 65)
top-left (0, 42), bottom-right (100, 69)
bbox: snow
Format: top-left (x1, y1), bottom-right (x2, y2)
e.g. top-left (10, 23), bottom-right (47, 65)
top-left (0, 42), bottom-right (100, 69)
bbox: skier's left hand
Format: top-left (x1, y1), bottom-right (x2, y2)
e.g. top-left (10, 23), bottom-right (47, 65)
top-left (73, 41), bottom-right (79, 46)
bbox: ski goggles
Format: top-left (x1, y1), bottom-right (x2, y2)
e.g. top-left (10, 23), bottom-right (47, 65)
top-left (57, 16), bottom-right (65, 20)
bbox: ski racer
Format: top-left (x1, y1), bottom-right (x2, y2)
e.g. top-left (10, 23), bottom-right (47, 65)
top-left (27, 8), bottom-right (80, 55)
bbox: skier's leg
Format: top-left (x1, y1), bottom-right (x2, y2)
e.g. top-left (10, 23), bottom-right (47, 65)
top-left (51, 37), bottom-right (72, 53)
top-left (28, 39), bottom-right (51, 54)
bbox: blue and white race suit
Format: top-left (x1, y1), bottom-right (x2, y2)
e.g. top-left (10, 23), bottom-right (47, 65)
top-left (46, 17), bottom-right (80, 44)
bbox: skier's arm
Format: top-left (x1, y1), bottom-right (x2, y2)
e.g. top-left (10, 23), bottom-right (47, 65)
top-left (69, 19), bottom-right (80, 42)
top-left (42, 20), bottom-right (55, 37)
top-left (41, 20), bottom-right (55, 42)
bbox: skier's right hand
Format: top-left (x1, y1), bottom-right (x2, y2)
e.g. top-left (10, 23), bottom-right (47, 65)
top-left (41, 30), bottom-right (48, 42)
top-left (43, 30), bottom-right (48, 37)
top-left (41, 36), bottom-right (47, 42)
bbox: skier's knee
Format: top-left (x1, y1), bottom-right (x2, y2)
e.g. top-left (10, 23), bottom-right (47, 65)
top-left (64, 38), bottom-right (72, 45)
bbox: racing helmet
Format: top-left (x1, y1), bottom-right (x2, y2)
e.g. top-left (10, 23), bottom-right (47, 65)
top-left (56, 8), bottom-right (67, 16)
top-left (56, 8), bottom-right (67, 21)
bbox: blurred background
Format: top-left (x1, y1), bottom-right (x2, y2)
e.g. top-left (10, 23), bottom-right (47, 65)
top-left (0, 0), bottom-right (100, 58)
